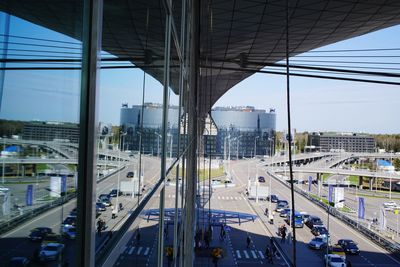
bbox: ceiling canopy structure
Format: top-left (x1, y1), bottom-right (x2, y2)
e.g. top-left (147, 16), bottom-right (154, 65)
top-left (1, 0), bottom-right (400, 113)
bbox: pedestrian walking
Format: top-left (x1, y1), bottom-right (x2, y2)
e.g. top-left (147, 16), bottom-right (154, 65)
top-left (281, 230), bottom-right (286, 243)
top-left (246, 236), bottom-right (251, 248)
top-left (265, 246), bottom-right (273, 264)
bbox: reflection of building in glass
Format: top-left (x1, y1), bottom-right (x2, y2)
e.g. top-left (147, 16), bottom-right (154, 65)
top-left (212, 106), bottom-right (276, 158)
top-left (308, 132), bottom-right (375, 152)
top-left (22, 121), bottom-right (80, 143)
top-left (120, 104), bottom-right (276, 158)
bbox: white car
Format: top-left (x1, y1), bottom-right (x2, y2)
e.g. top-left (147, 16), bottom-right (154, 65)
top-left (324, 254), bottom-right (346, 267)
top-left (383, 201), bottom-right (397, 210)
top-left (39, 243), bottom-right (65, 261)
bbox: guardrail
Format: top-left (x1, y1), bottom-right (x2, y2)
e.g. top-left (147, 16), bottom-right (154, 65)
top-left (268, 171), bottom-right (400, 259)
top-left (0, 165), bottom-right (125, 236)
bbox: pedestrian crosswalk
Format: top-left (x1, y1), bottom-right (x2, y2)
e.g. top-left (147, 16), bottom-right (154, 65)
top-left (235, 249), bottom-right (265, 260)
top-left (124, 246), bottom-right (151, 256)
top-left (156, 194), bottom-right (245, 201)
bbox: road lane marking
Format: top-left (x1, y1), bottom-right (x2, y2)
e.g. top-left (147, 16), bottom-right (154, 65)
top-left (137, 246), bottom-right (143, 255)
top-left (243, 250), bottom-right (249, 259)
top-left (236, 250), bottom-right (241, 258)
top-left (144, 247), bottom-right (150, 255)
top-left (128, 246), bottom-right (135, 254)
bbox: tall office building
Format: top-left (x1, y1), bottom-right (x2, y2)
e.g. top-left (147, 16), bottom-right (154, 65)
top-left (120, 104), bottom-right (276, 158)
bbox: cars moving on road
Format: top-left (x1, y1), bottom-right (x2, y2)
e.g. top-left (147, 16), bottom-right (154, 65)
top-left (98, 194), bottom-right (112, 206)
top-left (109, 189), bottom-right (122, 197)
top-left (268, 194), bottom-right (279, 203)
top-left (324, 254), bottom-right (347, 267)
top-left (41, 233), bottom-right (63, 246)
top-left (258, 176), bottom-right (266, 183)
top-left (275, 200), bottom-right (289, 212)
top-left (279, 208), bottom-right (291, 217)
top-left (62, 225), bottom-right (76, 240)
top-left (329, 245), bottom-right (346, 260)
top-left (29, 227), bottom-right (53, 241)
top-left (305, 216), bottom-right (323, 228)
top-left (311, 225), bottom-right (329, 236)
top-left (126, 171), bottom-right (134, 178)
top-left (61, 215), bottom-right (76, 228)
top-left (96, 202), bottom-right (107, 211)
top-left (337, 239), bottom-right (360, 255)
top-left (39, 243), bottom-right (65, 261)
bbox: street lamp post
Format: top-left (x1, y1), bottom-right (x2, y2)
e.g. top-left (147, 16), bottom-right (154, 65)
top-left (326, 199), bottom-right (345, 265)
top-left (2, 137), bottom-right (5, 184)
top-left (155, 132), bottom-right (161, 158)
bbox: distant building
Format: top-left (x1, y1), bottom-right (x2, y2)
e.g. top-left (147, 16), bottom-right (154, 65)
top-left (120, 104), bottom-right (276, 158)
top-left (308, 132), bottom-right (375, 153)
top-left (22, 121), bottom-right (80, 143)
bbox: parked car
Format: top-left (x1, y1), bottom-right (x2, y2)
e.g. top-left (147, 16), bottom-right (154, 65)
top-left (300, 212), bottom-right (310, 223)
top-left (41, 233), bottom-right (63, 246)
top-left (70, 208), bottom-right (77, 216)
top-left (308, 236), bottom-right (327, 250)
top-left (311, 225), bottom-right (329, 236)
top-left (62, 226), bottom-right (76, 240)
top-left (383, 201), bottom-right (397, 210)
top-left (324, 254), bottom-right (347, 267)
top-left (337, 239), bottom-right (360, 255)
top-left (280, 208), bottom-right (291, 218)
top-left (39, 243), bottom-right (65, 261)
top-left (258, 176), bottom-right (265, 183)
top-left (61, 215), bottom-right (76, 228)
top-left (97, 195), bottom-right (112, 206)
top-left (96, 202), bottom-right (107, 211)
top-left (8, 257), bottom-right (31, 267)
top-left (126, 171), bottom-right (134, 178)
top-left (29, 227), bottom-right (52, 241)
top-left (275, 200), bottom-right (289, 212)
top-left (305, 216), bottom-right (323, 228)
top-left (109, 189), bottom-right (122, 197)
top-left (268, 194), bottom-right (279, 203)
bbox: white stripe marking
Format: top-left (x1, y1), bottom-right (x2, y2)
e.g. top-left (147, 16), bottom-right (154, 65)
top-left (258, 250), bottom-right (265, 259)
top-left (128, 246), bottom-right (135, 255)
top-left (236, 250), bottom-right (241, 258)
top-left (234, 197), bottom-right (238, 200)
top-left (144, 247), bottom-right (150, 256)
top-left (222, 196), bottom-right (225, 200)
top-left (244, 250), bottom-right (249, 259)
top-left (137, 246), bottom-right (143, 255)
top-left (239, 197), bottom-right (242, 200)
top-left (251, 250), bottom-right (257, 259)
top-left (218, 196), bottom-right (220, 200)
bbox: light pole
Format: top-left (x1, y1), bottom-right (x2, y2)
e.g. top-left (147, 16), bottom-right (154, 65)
top-left (2, 137), bottom-right (5, 184)
top-left (224, 134), bottom-right (230, 175)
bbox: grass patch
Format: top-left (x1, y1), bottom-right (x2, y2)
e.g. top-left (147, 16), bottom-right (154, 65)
top-left (338, 206), bottom-right (353, 213)
top-left (36, 163), bottom-right (49, 172)
top-left (168, 166), bottom-right (225, 182)
top-left (347, 175), bottom-right (359, 185)
top-left (321, 173), bottom-right (331, 181)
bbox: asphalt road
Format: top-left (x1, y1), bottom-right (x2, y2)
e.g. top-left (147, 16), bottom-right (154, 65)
top-left (0, 156), bottom-right (161, 267)
top-left (236, 159), bottom-right (400, 267)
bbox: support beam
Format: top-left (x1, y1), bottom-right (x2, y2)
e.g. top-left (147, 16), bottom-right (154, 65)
top-left (183, 0), bottom-right (199, 265)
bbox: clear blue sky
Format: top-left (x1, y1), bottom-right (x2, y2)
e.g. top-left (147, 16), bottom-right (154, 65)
top-left (0, 13), bottom-right (399, 134)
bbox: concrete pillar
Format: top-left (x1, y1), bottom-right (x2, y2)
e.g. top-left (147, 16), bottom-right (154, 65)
top-left (369, 177), bottom-right (374, 191)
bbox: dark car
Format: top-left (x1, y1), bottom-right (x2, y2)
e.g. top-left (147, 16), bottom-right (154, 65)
top-left (276, 201), bottom-right (289, 212)
top-left (126, 171), bottom-right (134, 178)
top-left (268, 194), bottom-right (279, 203)
top-left (109, 189), bottom-right (122, 197)
top-left (62, 216), bottom-right (77, 227)
top-left (70, 208), bottom-right (77, 216)
top-left (305, 216), bottom-right (323, 228)
top-left (96, 202), bottom-right (107, 211)
top-left (311, 225), bottom-right (329, 236)
top-left (337, 239), bottom-right (360, 255)
top-left (29, 227), bottom-right (53, 241)
top-left (258, 176), bottom-right (266, 183)
top-left (8, 257), bottom-right (31, 267)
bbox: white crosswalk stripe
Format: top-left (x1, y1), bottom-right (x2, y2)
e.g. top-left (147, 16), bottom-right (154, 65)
top-left (243, 250), bottom-right (249, 259)
top-left (236, 250), bottom-right (241, 259)
top-left (126, 246), bottom-right (151, 256)
top-left (258, 250), bottom-right (265, 259)
top-left (217, 196), bottom-right (220, 199)
top-left (251, 250), bottom-right (257, 259)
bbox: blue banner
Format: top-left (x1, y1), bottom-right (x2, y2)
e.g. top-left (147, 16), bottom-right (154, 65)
top-left (61, 175), bottom-right (67, 194)
top-left (26, 185), bottom-right (33, 206)
top-left (358, 197), bottom-right (365, 219)
top-left (308, 176), bottom-right (312, 192)
top-left (328, 185), bottom-right (333, 203)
